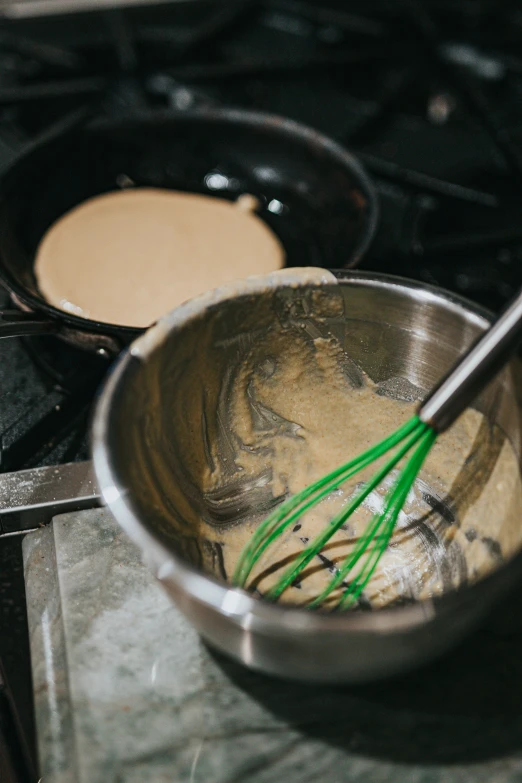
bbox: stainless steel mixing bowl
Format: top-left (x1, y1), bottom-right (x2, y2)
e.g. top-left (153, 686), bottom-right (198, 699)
top-left (92, 269), bottom-right (522, 682)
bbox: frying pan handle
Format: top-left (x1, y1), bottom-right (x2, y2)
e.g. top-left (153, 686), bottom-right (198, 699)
top-left (0, 310), bottom-right (59, 338)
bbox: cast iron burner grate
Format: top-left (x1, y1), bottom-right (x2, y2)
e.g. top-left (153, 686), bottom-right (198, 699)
top-left (1, 1), bottom-right (522, 779)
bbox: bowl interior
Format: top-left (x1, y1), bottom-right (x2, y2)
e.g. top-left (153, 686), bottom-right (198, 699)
top-left (100, 275), bottom-right (522, 608)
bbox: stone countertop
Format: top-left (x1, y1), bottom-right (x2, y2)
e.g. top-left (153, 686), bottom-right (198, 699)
top-left (22, 509), bottom-right (522, 783)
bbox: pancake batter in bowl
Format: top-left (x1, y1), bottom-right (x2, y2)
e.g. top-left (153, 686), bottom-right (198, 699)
top-left (194, 327), bottom-right (522, 609)
top-left (34, 188), bottom-right (285, 328)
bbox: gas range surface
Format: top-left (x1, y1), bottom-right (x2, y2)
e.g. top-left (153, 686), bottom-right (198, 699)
top-left (1, 1), bottom-right (522, 780)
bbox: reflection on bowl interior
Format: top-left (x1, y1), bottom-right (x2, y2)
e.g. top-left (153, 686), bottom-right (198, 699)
top-left (114, 281), bottom-right (522, 610)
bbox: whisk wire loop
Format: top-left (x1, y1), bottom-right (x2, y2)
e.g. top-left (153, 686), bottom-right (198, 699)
top-left (234, 415), bottom-right (440, 609)
top-left (337, 427), bottom-right (437, 609)
top-left (232, 415), bottom-right (422, 589)
top-left (267, 418), bottom-right (431, 602)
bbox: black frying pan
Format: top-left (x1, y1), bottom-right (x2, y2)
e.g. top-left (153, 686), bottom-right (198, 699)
top-left (0, 106), bottom-right (378, 356)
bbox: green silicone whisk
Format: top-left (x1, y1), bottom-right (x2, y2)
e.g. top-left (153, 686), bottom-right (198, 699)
top-left (233, 287), bottom-right (522, 609)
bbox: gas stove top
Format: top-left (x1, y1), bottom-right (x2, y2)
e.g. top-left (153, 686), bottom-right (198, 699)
top-left (2, 1), bottom-right (522, 780)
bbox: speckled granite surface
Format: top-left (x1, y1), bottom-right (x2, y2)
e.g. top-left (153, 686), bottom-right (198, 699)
top-left (22, 509), bottom-right (522, 783)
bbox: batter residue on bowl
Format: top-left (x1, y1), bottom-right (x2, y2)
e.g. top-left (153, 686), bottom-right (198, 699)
top-left (193, 323), bottom-right (522, 609)
top-left (34, 188), bottom-right (285, 328)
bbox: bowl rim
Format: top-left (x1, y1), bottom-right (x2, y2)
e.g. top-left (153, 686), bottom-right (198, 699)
top-left (92, 268), bottom-right (520, 636)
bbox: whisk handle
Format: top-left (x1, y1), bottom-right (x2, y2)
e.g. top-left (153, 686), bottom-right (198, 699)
top-left (419, 288), bottom-right (522, 433)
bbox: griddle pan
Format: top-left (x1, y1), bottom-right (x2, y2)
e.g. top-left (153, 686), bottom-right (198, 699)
top-left (0, 106), bottom-right (378, 355)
